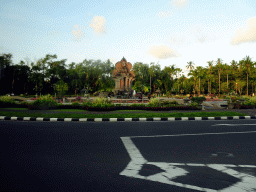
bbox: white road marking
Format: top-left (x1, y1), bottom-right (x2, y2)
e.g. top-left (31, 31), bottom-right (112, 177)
top-left (120, 135), bottom-right (256, 192)
top-left (212, 124), bottom-right (256, 126)
top-left (128, 130), bottom-right (256, 138)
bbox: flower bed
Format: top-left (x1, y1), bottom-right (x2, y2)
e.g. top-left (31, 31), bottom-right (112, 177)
top-left (110, 100), bottom-right (149, 103)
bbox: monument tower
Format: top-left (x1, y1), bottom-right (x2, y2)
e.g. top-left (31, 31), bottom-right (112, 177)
top-left (112, 57), bottom-right (135, 94)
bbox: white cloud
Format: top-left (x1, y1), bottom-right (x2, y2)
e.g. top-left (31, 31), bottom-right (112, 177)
top-left (72, 24), bottom-right (84, 42)
top-left (197, 36), bottom-right (208, 43)
top-left (89, 15), bottom-right (107, 35)
top-left (171, 0), bottom-right (189, 9)
top-left (189, 24), bottom-right (209, 44)
top-left (157, 10), bottom-right (173, 18)
top-left (110, 58), bottom-right (117, 64)
top-left (230, 17), bottom-right (256, 45)
top-left (147, 44), bottom-right (181, 60)
top-left (167, 37), bottom-right (184, 45)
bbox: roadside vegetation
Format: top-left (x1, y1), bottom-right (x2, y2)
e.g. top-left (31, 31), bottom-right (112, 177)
top-left (0, 53), bottom-right (256, 119)
top-left (0, 109), bottom-right (248, 119)
top-left (0, 95), bottom-right (251, 118)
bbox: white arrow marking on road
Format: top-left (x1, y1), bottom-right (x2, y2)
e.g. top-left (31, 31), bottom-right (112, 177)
top-left (120, 136), bottom-right (256, 192)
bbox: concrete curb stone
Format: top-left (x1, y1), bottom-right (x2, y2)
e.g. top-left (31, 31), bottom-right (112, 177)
top-left (0, 115), bottom-right (255, 123)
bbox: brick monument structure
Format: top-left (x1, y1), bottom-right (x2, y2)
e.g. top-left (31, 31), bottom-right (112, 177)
top-left (112, 57), bottom-right (135, 95)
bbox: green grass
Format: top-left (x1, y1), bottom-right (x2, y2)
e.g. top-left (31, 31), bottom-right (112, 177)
top-left (1, 108), bottom-right (146, 112)
top-left (0, 108), bottom-right (249, 118)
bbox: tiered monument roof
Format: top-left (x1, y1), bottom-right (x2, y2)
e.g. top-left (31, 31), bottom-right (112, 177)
top-left (112, 57), bottom-right (135, 78)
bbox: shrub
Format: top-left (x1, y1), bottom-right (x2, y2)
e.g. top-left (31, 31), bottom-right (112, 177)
top-left (166, 91), bottom-right (172, 98)
top-left (93, 92), bottom-right (100, 96)
top-left (188, 102), bottom-right (199, 108)
top-left (129, 103), bottom-right (146, 107)
top-left (191, 96), bottom-right (206, 104)
top-left (161, 100), bottom-right (171, 107)
top-left (242, 101), bottom-right (255, 107)
top-left (170, 101), bottom-right (179, 105)
top-left (28, 94), bottom-right (59, 110)
top-left (71, 101), bottom-right (81, 107)
top-left (82, 97), bottom-right (114, 108)
top-left (230, 96), bottom-right (238, 103)
top-left (0, 95), bottom-right (16, 103)
top-left (147, 98), bottom-right (162, 107)
top-left (0, 96), bottom-right (16, 107)
top-left (20, 101), bottom-right (29, 105)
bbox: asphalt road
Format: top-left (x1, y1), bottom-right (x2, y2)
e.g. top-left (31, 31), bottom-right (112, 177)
top-left (1, 120), bottom-right (256, 192)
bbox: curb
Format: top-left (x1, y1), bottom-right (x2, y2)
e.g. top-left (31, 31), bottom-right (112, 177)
top-left (0, 115), bottom-right (255, 122)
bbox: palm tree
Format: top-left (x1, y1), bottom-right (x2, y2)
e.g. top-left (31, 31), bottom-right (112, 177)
top-left (216, 58), bottom-right (223, 96)
top-left (230, 60), bottom-right (237, 69)
top-left (148, 62), bottom-right (156, 94)
top-left (207, 61), bottom-right (214, 94)
top-left (169, 64), bottom-right (176, 81)
top-left (188, 69), bottom-right (198, 96)
top-left (163, 64), bottom-right (177, 94)
top-left (250, 62), bottom-right (256, 95)
top-left (242, 55), bottom-right (254, 96)
top-left (179, 74), bottom-right (186, 94)
top-left (186, 61), bottom-right (195, 94)
top-left (186, 61), bottom-right (195, 73)
top-left (174, 68), bottom-right (182, 93)
top-left (196, 66), bottom-right (204, 95)
top-left (223, 64), bottom-right (232, 91)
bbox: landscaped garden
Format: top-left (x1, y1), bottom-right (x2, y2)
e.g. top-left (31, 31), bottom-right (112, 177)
top-left (0, 94), bottom-right (254, 119)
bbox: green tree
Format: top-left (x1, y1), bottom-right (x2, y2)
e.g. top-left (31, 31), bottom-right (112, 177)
top-left (196, 66), bottom-right (205, 95)
top-left (54, 79), bottom-right (69, 98)
top-left (235, 80), bottom-right (246, 96)
top-left (207, 60), bottom-right (214, 94)
top-left (148, 62), bottom-right (156, 94)
top-left (242, 55), bottom-right (254, 96)
top-left (215, 58), bottom-right (223, 96)
top-left (186, 61), bottom-right (195, 72)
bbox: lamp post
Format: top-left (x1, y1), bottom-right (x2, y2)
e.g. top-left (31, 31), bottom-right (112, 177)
top-left (236, 83), bottom-right (237, 95)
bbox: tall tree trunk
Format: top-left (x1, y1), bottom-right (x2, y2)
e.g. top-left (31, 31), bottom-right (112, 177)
top-left (247, 72), bottom-right (248, 96)
top-left (199, 77), bottom-right (200, 95)
top-left (150, 74), bottom-right (151, 94)
top-left (227, 74), bottom-right (228, 89)
top-left (210, 80), bottom-right (211, 95)
top-left (12, 79), bottom-right (14, 93)
top-left (252, 83), bottom-right (253, 94)
top-left (194, 79), bottom-right (196, 96)
top-left (208, 81), bottom-right (209, 95)
top-left (219, 72), bottom-right (220, 97)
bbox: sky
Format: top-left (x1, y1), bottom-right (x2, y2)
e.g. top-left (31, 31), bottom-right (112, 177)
top-left (1, 0), bottom-right (256, 77)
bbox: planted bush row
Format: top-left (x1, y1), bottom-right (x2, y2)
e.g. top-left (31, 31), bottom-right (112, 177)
top-left (0, 95), bottom-right (255, 111)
